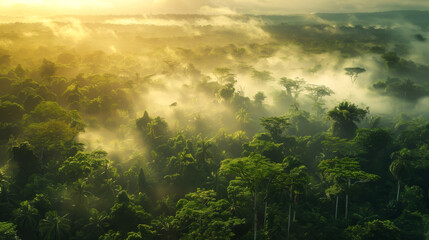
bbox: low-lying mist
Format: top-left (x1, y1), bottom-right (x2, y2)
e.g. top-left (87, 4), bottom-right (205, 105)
top-left (1, 11), bottom-right (429, 161)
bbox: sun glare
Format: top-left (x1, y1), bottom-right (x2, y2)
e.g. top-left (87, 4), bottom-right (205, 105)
top-left (1, 0), bottom-right (44, 6)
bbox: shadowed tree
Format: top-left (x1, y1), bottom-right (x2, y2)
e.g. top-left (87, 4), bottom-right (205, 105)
top-left (138, 168), bottom-right (147, 194)
top-left (15, 64), bottom-right (26, 79)
top-left (389, 149), bottom-right (410, 201)
top-left (279, 77), bottom-right (306, 100)
top-left (305, 84), bottom-right (334, 116)
top-left (345, 219), bottom-right (400, 240)
top-left (327, 101), bottom-right (368, 139)
top-left (214, 67), bottom-right (237, 85)
top-left (280, 157), bottom-right (309, 239)
top-left (14, 201), bottom-right (39, 239)
top-left (83, 209), bottom-right (108, 239)
top-left (254, 92), bottom-right (266, 107)
top-left (39, 59), bottom-right (56, 80)
top-left (39, 211), bottom-right (71, 240)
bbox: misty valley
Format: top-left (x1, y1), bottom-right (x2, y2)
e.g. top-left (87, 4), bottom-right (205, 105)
top-left (2, 10), bottom-right (429, 240)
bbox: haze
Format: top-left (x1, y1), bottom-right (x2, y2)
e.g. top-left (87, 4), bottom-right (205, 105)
top-left (2, 0), bottom-right (429, 15)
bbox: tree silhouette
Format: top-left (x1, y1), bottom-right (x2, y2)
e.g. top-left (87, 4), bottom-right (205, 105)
top-left (39, 211), bottom-right (70, 240)
top-left (390, 149), bottom-right (410, 201)
top-left (344, 67), bottom-right (366, 83)
top-left (327, 101), bottom-right (368, 139)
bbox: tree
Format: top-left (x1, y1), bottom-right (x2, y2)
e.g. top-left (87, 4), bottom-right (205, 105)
top-left (11, 142), bottom-right (41, 187)
top-left (221, 154), bottom-right (283, 240)
top-left (39, 211), bottom-right (71, 240)
top-left (260, 116), bottom-right (290, 142)
top-left (344, 67), bottom-right (366, 83)
top-left (15, 64), bottom-right (25, 79)
top-left (252, 70), bottom-right (274, 82)
top-left (23, 119), bottom-right (77, 165)
top-left (389, 149), bottom-right (410, 201)
top-left (0, 101), bottom-right (24, 123)
top-left (14, 201), bottom-right (39, 239)
top-left (214, 67), bottom-right (236, 85)
top-left (319, 157), bottom-right (379, 219)
top-left (236, 108), bottom-right (251, 129)
top-left (254, 92), bottom-right (266, 107)
top-left (280, 157), bottom-right (309, 239)
top-left (279, 77), bottom-right (306, 99)
top-left (327, 101), bottom-right (368, 139)
top-left (218, 84), bottom-right (235, 102)
top-left (0, 222), bottom-right (18, 240)
top-left (305, 84), bottom-right (334, 116)
top-left (345, 219), bottom-right (400, 240)
top-left (138, 168), bottom-right (147, 194)
top-left (175, 189), bottom-right (243, 240)
top-left (109, 191), bottom-right (152, 234)
top-left (40, 59), bottom-right (56, 80)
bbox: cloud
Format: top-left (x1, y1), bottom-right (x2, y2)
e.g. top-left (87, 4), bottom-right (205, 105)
top-left (198, 6), bottom-right (238, 15)
top-left (43, 18), bottom-right (89, 42)
top-left (1, 0), bottom-right (429, 15)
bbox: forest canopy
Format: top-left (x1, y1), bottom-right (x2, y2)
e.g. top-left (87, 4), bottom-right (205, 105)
top-left (1, 9), bottom-right (429, 240)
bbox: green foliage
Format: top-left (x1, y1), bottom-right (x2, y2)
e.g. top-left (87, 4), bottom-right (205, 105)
top-left (319, 157), bottom-right (379, 197)
top-left (59, 151), bottom-right (112, 183)
top-left (40, 59), bottom-right (57, 79)
top-left (394, 210), bottom-right (425, 240)
top-left (260, 116), bottom-right (290, 142)
top-left (3, 16), bottom-right (429, 240)
top-left (14, 201), bottom-right (39, 239)
top-left (345, 219), bottom-right (400, 240)
top-left (0, 100), bottom-right (24, 122)
top-left (0, 222), bottom-right (18, 240)
top-left (39, 211), bottom-right (71, 240)
top-left (327, 101), bottom-right (368, 139)
top-left (175, 189), bottom-right (243, 239)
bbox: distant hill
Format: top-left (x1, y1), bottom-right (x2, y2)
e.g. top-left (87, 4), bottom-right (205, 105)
top-left (316, 10), bottom-right (429, 27)
top-left (259, 10), bottom-right (429, 27)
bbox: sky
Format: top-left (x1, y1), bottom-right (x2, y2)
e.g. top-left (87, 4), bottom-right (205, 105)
top-left (1, 0), bottom-right (429, 16)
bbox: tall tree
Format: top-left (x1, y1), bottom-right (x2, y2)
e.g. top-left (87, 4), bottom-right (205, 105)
top-left (319, 157), bottom-right (378, 219)
top-left (221, 154), bottom-right (283, 240)
top-left (389, 149), bottom-right (410, 201)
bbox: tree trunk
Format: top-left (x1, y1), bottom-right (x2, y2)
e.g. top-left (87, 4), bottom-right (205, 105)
top-left (345, 178), bottom-right (350, 219)
top-left (264, 180), bottom-right (271, 229)
top-left (396, 180), bottom-right (401, 201)
top-left (264, 200), bottom-right (268, 228)
top-left (254, 191), bottom-right (257, 240)
top-left (293, 194), bottom-right (297, 221)
top-left (287, 188), bottom-right (293, 239)
top-left (287, 203), bottom-right (292, 239)
top-left (335, 195), bottom-right (339, 220)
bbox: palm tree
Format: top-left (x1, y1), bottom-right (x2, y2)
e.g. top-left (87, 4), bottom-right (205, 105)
top-left (389, 154), bottom-right (409, 201)
top-left (14, 201), bottom-right (39, 239)
top-left (84, 209), bottom-right (108, 239)
top-left (39, 211), bottom-right (70, 240)
top-left (327, 101), bottom-right (368, 139)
